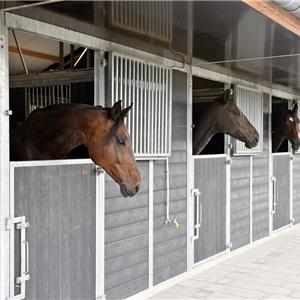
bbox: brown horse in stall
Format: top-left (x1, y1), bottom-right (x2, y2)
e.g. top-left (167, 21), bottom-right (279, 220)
top-left (193, 89), bottom-right (259, 154)
top-left (10, 101), bottom-right (141, 197)
top-left (272, 103), bottom-right (300, 152)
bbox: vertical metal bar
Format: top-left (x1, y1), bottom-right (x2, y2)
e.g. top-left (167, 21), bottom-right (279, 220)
top-left (136, 61), bottom-right (140, 154)
top-left (130, 59), bottom-right (134, 151)
top-left (250, 156), bottom-right (253, 243)
top-left (147, 65), bottom-right (150, 154)
top-left (120, 56), bottom-right (123, 103)
top-left (153, 66), bottom-right (157, 154)
top-left (142, 63), bottom-right (146, 154)
top-left (126, 59), bottom-right (134, 136)
top-left (115, 55), bottom-right (119, 103)
top-left (165, 70), bottom-right (169, 154)
top-left (161, 69), bottom-right (165, 155)
top-left (151, 65), bottom-right (154, 154)
top-left (132, 60), bottom-right (137, 154)
top-left (157, 67), bottom-right (162, 154)
top-left (148, 160), bottom-right (153, 288)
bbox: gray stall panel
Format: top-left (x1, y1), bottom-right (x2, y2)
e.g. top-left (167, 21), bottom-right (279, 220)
top-left (193, 157), bottom-right (227, 263)
top-left (231, 157), bottom-right (250, 250)
top-left (104, 161), bottom-right (149, 300)
top-left (252, 94), bottom-right (270, 242)
top-left (273, 154), bottom-right (290, 230)
top-left (13, 164), bottom-right (96, 300)
top-left (293, 155), bottom-right (300, 224)
top-left (153, 70), bottom-right (187, 285)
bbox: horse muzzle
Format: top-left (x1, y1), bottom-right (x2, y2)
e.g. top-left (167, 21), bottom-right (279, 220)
top-left (292, 140), bottom-right (300, 151)
top-left (120, 183), bottom-right (140, 197)
top-left (245, 134), bottom-right (259, 149)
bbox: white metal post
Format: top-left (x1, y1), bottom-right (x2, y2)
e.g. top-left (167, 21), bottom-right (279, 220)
top-left (148, 160), bottom-right (153, 288)
top-left (269, 92), bottom-right (273, 235)
top-left (0, 10), bottom-right (10, 300)
top-left (290, 154), bottom-right (293, 224)
top-left (95, 51), bottom-right (106, 300)
top-left (249, 156), bottom-right (253, 243)
top-left (186, 68), bottom-right (194, 271)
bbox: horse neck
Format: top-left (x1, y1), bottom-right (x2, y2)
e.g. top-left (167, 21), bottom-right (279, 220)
top-left (26, 108), bottom-right (106, 159)
top-left (272, 115), bottom-right (286, 152)
top-left (193, 103), bottom-right (220, 154)
top-left (272, 129), bottom-right (285, 152)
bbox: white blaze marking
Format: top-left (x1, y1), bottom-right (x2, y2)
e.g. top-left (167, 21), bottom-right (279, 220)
top-left (289, 117), bottom-right (294, 122)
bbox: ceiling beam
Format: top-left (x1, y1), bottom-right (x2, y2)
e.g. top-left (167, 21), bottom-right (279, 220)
top-left (242, 0), bottom-right (300, 37)
top-left (9, 46), bottom-right (59, 62)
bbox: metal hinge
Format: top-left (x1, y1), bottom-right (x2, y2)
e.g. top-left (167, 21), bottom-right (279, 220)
top-left (6, 218), bottom-right (30, 230)
top-left (225, 158), bottom-right (232, 165)
top-left (16, 273), bottom-right (30, 284)
top-left (100, 58), bottom-right (107, 68)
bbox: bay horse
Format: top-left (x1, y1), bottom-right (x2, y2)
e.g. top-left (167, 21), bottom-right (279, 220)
top-left (272, 103), bottom-right (300, 152)
top-left (193, 89), bottom-right (259, 155)
top-left (10, 101), bottom-right (141, 197)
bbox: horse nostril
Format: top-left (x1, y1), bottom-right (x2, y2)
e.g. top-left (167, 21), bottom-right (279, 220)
top-left (135, 185), bottom-right (140, 194)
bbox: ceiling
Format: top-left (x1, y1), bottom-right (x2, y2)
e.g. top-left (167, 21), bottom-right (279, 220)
top-left (5, 1), bottom-right (300, 94)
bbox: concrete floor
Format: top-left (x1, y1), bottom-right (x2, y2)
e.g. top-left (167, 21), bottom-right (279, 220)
top-left (148, 225), bottom-right (300, 299)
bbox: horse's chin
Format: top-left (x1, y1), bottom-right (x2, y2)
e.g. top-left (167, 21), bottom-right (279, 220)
top-left (292, 144), bottom-right (300, 151)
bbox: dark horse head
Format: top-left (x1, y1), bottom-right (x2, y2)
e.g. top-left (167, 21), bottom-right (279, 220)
top-left (193, 89), bottom-right (259, 155)
top-left (272, 103), bottom-right (300, 152)
top-left (13, 101), bottom-right (141, 197)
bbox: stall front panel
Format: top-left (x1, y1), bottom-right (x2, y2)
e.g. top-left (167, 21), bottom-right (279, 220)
top-left (193, 156), bottom-right (227, 264)
top-left (272, 154), bottom-right (291, 231)
top-left (9, 162), bottom-right (98, 300)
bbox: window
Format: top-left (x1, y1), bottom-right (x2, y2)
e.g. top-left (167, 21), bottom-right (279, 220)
top-left (110, 2), bottom-right (172, 43)
top-left (234, 85), bottom-right (264, 154)
top-left (109, 53), bottom-right (172, 157)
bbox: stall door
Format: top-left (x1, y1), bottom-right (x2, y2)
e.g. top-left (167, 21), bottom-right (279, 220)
top-left (272, 154), bottom-right (291, 231)
top-left (8, 163), bottom-right (98, 300)
top-left (193, 156), bottom-right (227, 264)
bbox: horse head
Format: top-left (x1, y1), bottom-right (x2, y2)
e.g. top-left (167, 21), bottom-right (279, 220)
top-left (216, 89), bottom-right (259, 149)
top-left (273, 103), bottom-right (300, 151)
top-left (88, 101), bottom-right (141, 197)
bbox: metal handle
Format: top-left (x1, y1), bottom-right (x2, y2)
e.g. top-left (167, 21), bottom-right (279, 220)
top-left (24, 241), bottom-right (29, 274)
top-left (199, 202), bottom-right (203, 227)
top-left (6, 216), bottom-right (30, 299)
top-left (272, 176), bottom-right (277, 215)
top-left (192, 189), bottom-right (201, 240)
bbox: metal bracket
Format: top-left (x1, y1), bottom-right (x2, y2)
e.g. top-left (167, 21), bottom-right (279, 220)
top-left (226, 242), bottom-right (233, 249)
top-left (16, 274), bottom-right (30, 284)
top-left (96, 295), bottom-right (106, 300)
top-left (16, 222), bottom-right (30, 230)
top-left (100, 58), bottom-right (107, 68)
top-left (96, 167), bottom-right (104, 175)
top-left (225, 158), bottom-right (232, 165)
top-left (4, 110), bottom-right (13, 116)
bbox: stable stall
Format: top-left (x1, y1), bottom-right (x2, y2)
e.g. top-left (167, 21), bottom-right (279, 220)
top-left (1, 2), bottom-right (300, 300)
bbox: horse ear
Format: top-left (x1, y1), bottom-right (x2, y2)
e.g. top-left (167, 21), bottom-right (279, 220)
top-left (110, 100), bottom-right (122, 120)
top-left (120, 103), bottom-right (133, 119)
top-left (224, 88), bottom-right (234, 103)
top-left (293, 103), bottom-right (298, 114)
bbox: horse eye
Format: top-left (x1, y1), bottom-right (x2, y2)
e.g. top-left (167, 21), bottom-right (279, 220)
top-left (117, 138), bottom-right (126, 146)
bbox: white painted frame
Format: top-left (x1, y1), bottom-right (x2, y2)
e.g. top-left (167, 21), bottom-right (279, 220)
top-left (0, 11), bottom-right (10, 300)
